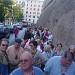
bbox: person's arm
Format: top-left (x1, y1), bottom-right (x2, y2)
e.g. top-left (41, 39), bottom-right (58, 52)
top-left (0, 53), bottom-right (3, 63)
top-left (44, 57), bottom-right (54, 75)
top-left (10, 73), bottom-right (13, 75)
top-left (38, 52), bottom-right (47, 64)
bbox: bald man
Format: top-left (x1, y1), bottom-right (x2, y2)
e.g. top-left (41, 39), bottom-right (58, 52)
top-left (10, 49), bottom-right (44, 75)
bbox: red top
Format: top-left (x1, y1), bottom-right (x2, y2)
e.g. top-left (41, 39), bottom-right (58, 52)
top-left (13, 28), bottom-right (19, 34)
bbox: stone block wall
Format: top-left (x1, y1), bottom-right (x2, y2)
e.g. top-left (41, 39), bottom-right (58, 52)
top-left (37, 0), bottom-right (75, 50)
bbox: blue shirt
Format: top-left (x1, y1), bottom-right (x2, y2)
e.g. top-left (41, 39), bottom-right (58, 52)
top-left (0, 63), bottom-right (8, 75)
top-left (10, 66), bottom-right (44, 75)
top-left (44, 56), bottom-right (75, 75)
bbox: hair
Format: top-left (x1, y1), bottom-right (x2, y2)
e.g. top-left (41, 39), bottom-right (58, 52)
top-left (36, 39), bottom-right (41, 45)
top-left (50, 44), bottom-right (54, 49)
top-left (69, 45), bottom-right (75, 51)
top-left (63, 51), bottom-right (74, 60)
top-left (0, 38), bottom-right (9, 45)
top-left (29, 40), bottom-right (37, 48)
top-left (20, 50), bottom-right (33, 60)
top-left (36, 31), bottom-right (40, 37)
top-left (57, 42), bottom-right (62, 47)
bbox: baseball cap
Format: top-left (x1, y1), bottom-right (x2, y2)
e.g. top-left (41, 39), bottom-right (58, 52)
top-left (15, 38), bottom-right (22, 43)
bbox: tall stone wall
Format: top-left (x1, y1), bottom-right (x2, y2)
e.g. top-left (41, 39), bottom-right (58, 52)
top-left (37, 0), bottom-right (75, 50)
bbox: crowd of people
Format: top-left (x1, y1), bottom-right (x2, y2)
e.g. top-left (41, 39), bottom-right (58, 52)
top-left (0, 25), bottom-right (75, 75)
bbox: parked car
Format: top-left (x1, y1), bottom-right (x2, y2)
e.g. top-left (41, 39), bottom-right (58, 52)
top-left (0, 23), bottom-right (9, 39)
top-left (21, 21), bottom-right (28, 27)
top-left (16, 25), bottom-right (23, 30)
top-left (12, 23), bottom-right (23, 30)
top-left (5, 25), bottom-right (14, 33)
top-left (0, 22), bottom-right (4, 25)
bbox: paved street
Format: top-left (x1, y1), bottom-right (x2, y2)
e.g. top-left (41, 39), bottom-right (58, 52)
top-left (8, 28), bottom-right (26, 46)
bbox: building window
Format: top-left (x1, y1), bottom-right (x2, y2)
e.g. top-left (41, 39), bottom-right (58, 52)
top-left (22, 2), bottom-right (25, 7)
top-left (37, 12), bottom-right (40, 15)
top-left (19, 1), bottom-right (21, 3)
top-left (31, 4), bottom-right (32, 7)
top-left (22, 9), bottom-right (23, 12)
top-left (31, 1), bottom-right (32, 3)
top-left (26, 15), bottom-right (27, 17)
top-left (26, 11), bottom-right (28, 14)
top-left (33, 16), bottom-right (35, 18)
top-left (34, 8), bottom-right (36, 11)
top-left (37, 16), bottom-right (39, 18)
top-left (33, 12), bottom-right (36, 14)
top-left (27, 4), bottom-right (28, 6)
top-left (33, 20), bottom-right (34, 23)
top-left (22, 12), bottom-right (23, 15)
top-left (37, 8), bottom-right (39, 11)
top-left (30, 8), bottom-right (32, 10)
top-left (29, 15), bottom-right (31, 17)
top-left (29, 19), bottom-right (31, 21)
top-left (30, 12), bottom-right (31, 14)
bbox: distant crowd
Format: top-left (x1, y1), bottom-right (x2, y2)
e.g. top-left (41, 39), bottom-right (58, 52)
top-left (0, 25), bottom-right (75, 75)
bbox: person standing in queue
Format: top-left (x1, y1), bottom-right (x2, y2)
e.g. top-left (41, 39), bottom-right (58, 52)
top-left (13, 26), bottom-right (19, 39)
top-left (6, 38), bottom-right (24, 73)
top-left (0, 38), bottom-right (9, 75)
top-left (44, 51), bottom-right (75, 75)
top-left (10, 50), bottom-right (44, 75)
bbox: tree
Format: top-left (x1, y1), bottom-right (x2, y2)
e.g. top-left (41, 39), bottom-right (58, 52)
top-left (0, 0), bottom-right (13, 22)
top-left (12, 4), bottom-right (23, 21)
top-left (0, 0), bottom-right (23, 22)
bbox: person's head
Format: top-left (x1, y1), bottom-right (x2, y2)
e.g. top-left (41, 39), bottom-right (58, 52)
top-left (44, 45), bottom-right (51, 52)
top-left (19, 50), bottom-right (33, 71)
top-left (36, 31), bottom-right (40, 39)
top-left (0, 38), bottom-right (9, 51)
top-left (61, 51), bottom-right (74, 67)
top-left (29, 40), bottom-right (37, 50)
top-left (69, 45), bottom-right (75, 54)
top-left (36, 39), bottom-right (42, 45)
top-left (29, 40), bottom-right (37, 54)
top-left (15, 38), bottom-right (22, 48)
top-left (56, 42), bottom-right (62, 50)
top-left (27, 27), bottom-right (31, 31)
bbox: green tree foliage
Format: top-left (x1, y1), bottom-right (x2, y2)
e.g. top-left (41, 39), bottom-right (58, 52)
top-left (0, 0), bottom-right (23, 22)
top-left (13, 5), bottom-right (23, 21)
top-left (0, 0), bottom-right (13, 22)
top-left (0, 4), bottom-right (4, 22)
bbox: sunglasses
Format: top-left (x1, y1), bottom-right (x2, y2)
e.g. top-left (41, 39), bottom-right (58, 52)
top-left (20, 59), bottom-right (30, 63)
top-left (2, 44), bottom-right (8, 47)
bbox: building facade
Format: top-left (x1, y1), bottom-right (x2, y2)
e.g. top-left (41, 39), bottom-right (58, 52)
top-left (23, 0), bottom-right (44, 24)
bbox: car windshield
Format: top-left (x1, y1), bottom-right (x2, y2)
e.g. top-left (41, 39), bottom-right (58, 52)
top-left (0, 22), bottom-right (3, 25)
top-left (6, 25), bottom-right (14, 28)
top-left (0, 25), bottom-right (4, 31)
top-left (0, 25), bottom-right (4, 28)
